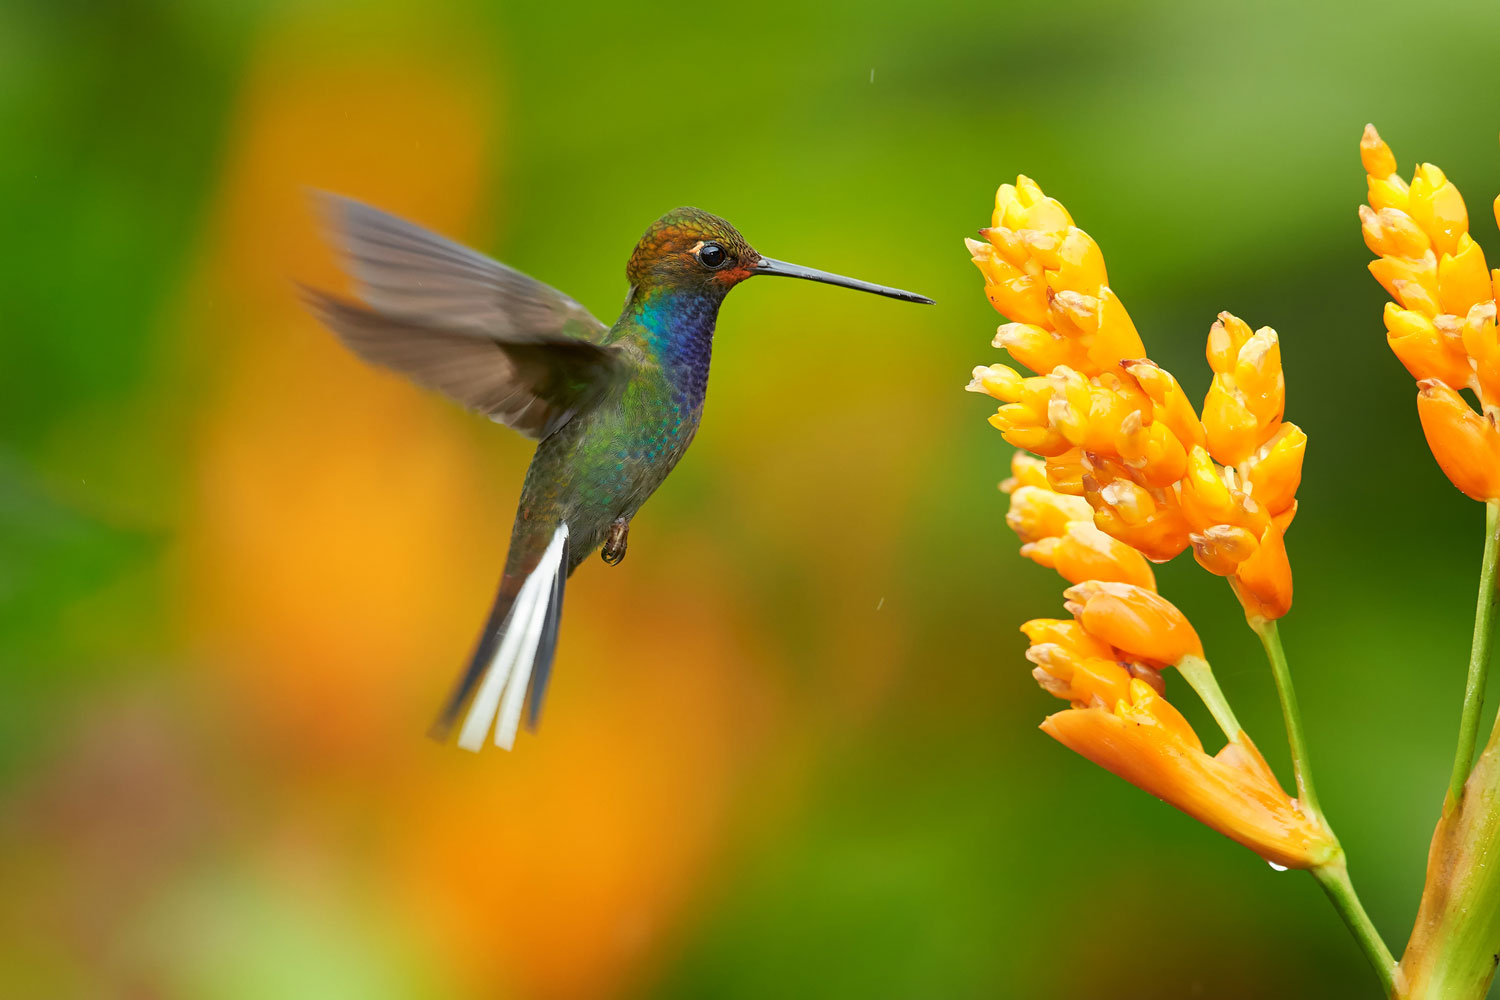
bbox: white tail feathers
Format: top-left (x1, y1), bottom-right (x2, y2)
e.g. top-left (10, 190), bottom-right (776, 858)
top-left (457, 524), bottom-right (569, 752)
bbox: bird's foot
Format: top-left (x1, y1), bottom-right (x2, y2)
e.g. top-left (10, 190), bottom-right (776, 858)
top-left (601, 517), bottom-right (629, 566)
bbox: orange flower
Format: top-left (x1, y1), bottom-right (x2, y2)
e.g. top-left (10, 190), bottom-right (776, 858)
top-left (1360, 124), bottom-right (1500, 501)
top-left (1040, 687), bottom-right (1337, 870)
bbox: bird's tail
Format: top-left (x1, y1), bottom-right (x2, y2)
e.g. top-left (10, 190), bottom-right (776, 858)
top-left (430, 523), bottom-right (570, 752)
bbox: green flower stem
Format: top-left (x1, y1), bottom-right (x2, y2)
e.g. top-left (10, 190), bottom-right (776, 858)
top-left (1184, 635), bottom-right (1393, 990)
top-left (1312, 855), bottom-right (1398, 997)
top-left (1446, 500), bottom-right (1500, 810)
top-left (1400, 502), bottom-right (1500, 999)
top-left (1252, 619), bottom-right (1321, 818)
top-left (1397, 730), bottom-right (1500, 999)
top-left (1177, 653), bottom-right (1241, 742)
top-left (1243, 624), bottom-right (1396, 991)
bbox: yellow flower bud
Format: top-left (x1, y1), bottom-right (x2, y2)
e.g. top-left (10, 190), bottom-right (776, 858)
top-left (1416, 378), bottom-right (1500, 500)
top-left (1202, 374), bottom-right (1264, 467)
top-left (1006, 485), bottom-right (1093, 544)
top-left (1122, 360), bottom-right (1206, 452)
top-left (1082, 464), bottom-right (1192, 562)
top-left (1178, 446), bottom-right (1251, 532)
top-left (1050, 521), bottom-right (1157, 590)
top-left (1000, 451), bottom-right (1050, 494)
top-left (1241, 423), bottom-right (1306, 517)
top-left (992, 406), bottom-right (1070, 456)
top-left (1190, 524), bottom-right (1259, 577)
top-left (1045, 449), bottom-right (1087, 496)
top-left (1202, 318), bottom-right (1284, 466)
top-left (1020, 617), bottom-right (1113, 656)
top-left (1383, 303), bottom-right (1474, 388)
top-left (1438, 234), bottom-right (1492, 317)
top-left (1087, 288), bottom-right (1147, 372)
top-left (1050, 290), bottom-right (1100, 342)
top-left (1361, 123), bottom-right (1397, 178)
top-left (1461, 302), bottom-right (1500, 405)
top-left (967, 363), bottom-right (1025, 401)
top-left (1369, 252), bottom-right (1440, 314)
top-left (1206, 312), bottom-right (1255, 373)
top-left (1116, 409), bottom-right (1188, 488)
top-left (1233, 521), bottom-right (1294, 622)
top-left (984, 272), bottom-right (1051, 327)
top-left (1408, 162), bottom-right (1469, 256)
top-left (1051, 228), bottom-right (1108, 297)
top-left (1063, 581), bottom-right (1203, 665)
top-left (991, 322), bottom-right (1080, 375)
top-left (980, 226), bottom-right (1029, 268)
top-left (1368, 174), bottom-right (1411, 214)
top-left (1359, 205), bottom-right (1430, 259)
top-left (993, 183), bottom-right (1021, 229)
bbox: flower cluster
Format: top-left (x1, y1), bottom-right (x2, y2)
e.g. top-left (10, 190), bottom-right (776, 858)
top-left (969, 177), bottom-right (1336, 869)
top-left (1360, 125), bottom-right (1500, 500)
top-left (967, 177), bottom-right (1303, 622)
top-left (1006, 453), bottom-right (1333, 869)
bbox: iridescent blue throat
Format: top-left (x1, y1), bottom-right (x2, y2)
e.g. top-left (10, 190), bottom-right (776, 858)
top-left (630, 285), bottom-right (722, 407)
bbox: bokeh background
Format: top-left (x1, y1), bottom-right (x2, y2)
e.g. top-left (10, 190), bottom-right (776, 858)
top-left (5, 0), bottom-right (1500, 996)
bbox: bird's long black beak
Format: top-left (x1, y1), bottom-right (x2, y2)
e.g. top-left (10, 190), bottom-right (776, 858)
top-left (751, 256), bottom-right (934, 304)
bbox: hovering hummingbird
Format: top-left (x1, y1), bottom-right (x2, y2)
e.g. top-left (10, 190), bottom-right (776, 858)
top-left (303, 196), bottom-right (932, 752)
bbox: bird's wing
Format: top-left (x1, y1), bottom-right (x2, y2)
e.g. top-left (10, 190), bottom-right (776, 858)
top-left (302, 289), bottom-right (629, 440)
top-left (318, 193), bottom-right (608, 342)
top-left (305, 194), bottom-right (627, 439)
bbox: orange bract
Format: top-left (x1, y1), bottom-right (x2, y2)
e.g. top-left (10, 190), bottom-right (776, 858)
top-left (1021, 600), bottom-right (1332, 869)
top-left (1042, 693), bottom-right (1336, 870)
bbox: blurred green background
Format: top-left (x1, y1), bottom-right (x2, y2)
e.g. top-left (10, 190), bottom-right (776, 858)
top-left (5, 0), bottom-right (1500, 996)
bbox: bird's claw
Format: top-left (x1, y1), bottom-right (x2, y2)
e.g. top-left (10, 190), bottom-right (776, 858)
top-left (602, 517), bottom-right (629, 566)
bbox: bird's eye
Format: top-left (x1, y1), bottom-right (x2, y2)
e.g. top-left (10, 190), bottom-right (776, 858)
top-left (697, 242), bottom-right (728, 269)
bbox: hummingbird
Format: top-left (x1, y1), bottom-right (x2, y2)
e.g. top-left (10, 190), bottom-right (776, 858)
top-left (302, 196), bottom-right (932, 752)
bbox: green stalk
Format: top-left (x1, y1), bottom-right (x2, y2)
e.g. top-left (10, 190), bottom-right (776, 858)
top-left (1252, 619), bottom-right (1321, 818)
top-left (1445, 500), bottom-right (1500, 810)
top-left (1397, 731), bottom-right (1500, 999)
top-left (1177, 653), bottom-right (1242, 742)
top-left (1245, 616), bottom-right (1398, 991)
top-left (1312, 855), bottom-right (1399, 997)
top-left (1398, 501), bottom-right (1500, 998)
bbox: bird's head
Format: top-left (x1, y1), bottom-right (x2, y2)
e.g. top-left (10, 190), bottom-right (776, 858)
top-left (626, 208), bottom-right (758, 295)
top-left (625, 207), bottom-right (933, 304)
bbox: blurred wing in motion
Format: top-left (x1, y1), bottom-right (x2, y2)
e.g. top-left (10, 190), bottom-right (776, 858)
top-left (318, 193), bottom-right (607, 341)
top-left (304, 195), bottom-right (627, 439)
top-left (301, 289), bottom-right (628, 440)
